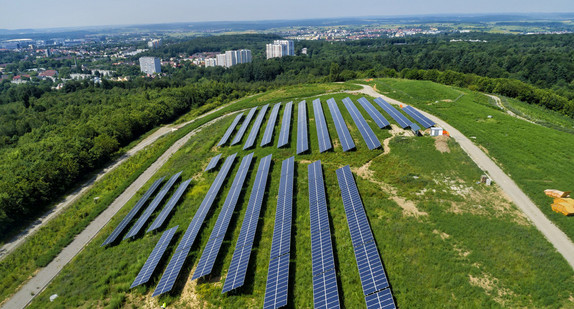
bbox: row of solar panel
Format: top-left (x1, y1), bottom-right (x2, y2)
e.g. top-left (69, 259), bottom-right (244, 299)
top-left (217, 97), bottom-right (434, 154)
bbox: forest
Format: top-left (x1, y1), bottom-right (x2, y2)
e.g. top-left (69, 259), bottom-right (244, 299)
top-left (2, 32), bottom-right (574, 239)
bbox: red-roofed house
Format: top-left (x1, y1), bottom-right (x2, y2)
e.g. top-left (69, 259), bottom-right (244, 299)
top-left (38, 70), bottom-right (58, 81)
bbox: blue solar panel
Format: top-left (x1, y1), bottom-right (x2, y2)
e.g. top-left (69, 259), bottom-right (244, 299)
top-left (263, 157), bottom-right (294, 307)
top-left (131, 226), bottom-right (178, 288)
top-left (403, 105), bottom-right (434, 128)
top-left (152, 154), bottom-right (237, 297)
top-left (102, 177), bottom-right (164, 246)
top-left (357, 97), bottom-right (390, 129)
top-left (277, 101), bottom-right (293, 148)
top-left (373, 97), bottom-right (411, 129)
top-left (308, 160), bottom-right (341, 309)
top-left (365, 288), bottom-right (396, 309)
top-left (261, 103), bottom-right (281, 147)
top-left (191, 153), bottom-right (254, 280)
top-left (124, 171), bottom-right (182, 239)
top-left (231, 107), bottom-right (257, 146)
top-left (218, 113), bottom-right (244, 146)
top-left (409, 122), bottom-right (421, 135)
top-left (205, 153), bottom-right (222, 172)
top-left (147, 179), bottom-right (192, 233)
top-left (263, 254), bottom-right (290, 309)
top-left (313, 99), bottom-right (333, 153)
top-left (222, 154), bottom-right (273, 292)
top-left (342, 98), bottom-right (381, 150)
top-left (336, 166), bottom-right (393, 299)
top-left (244, 104), bottom-right (270, 150)
top-left (297, 100), bottom-right (309, 154)
top-left (326, 98), bottom-right (356, 152)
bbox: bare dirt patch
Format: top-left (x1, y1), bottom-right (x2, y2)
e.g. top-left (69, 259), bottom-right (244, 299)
top-left (299, 160), bottom-right (313, 164)
top-left (433, 229), bottom-right (450, 240)
top-left (434, 135), bottom-right (450, 153)
top-left (469, 272), bottom-right (515, 306)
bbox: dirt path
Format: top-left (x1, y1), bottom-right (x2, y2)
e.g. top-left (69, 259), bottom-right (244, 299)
top-left (486, 94), bottom-right (537, 125)
top-left (353, 84), bottom-right (574, 270)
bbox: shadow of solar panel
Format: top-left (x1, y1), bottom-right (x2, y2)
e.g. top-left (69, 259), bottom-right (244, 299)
top-left (218, 113), bottom-right (244, 146)
top-left (231, 107), bottom-right (257, 145)
top-left (102, 177), bottom-right (165, 246)
top-left (326, 98), bottom-right (355, 152)
top-left (205, 153), bottom-right (222, 171)
top-left (130, 225), bottom-right (178, 289)
top-left (313, 99), bottom-right (333, 153)
top-left (147, 179), bottom-right (191, 233)
top-left (124, 171), bottom-right (182, 239)
top-left (358, 97), bottom-right (390, 129)
top-left (403, 105), bottom-right (434, 128)
top-left (244, 104), bottom-right (269, 150)
top-left (365, 288), bottom-right (396, 309)
top-left (342, 97), bottom-right (381, 150)
top-left (297, 100), bottom-right (309, 154)
top-left (261, 102), bottom-right (281, 147)
top-left (277, 101), bottom-right (293, 148)
top-left (373, 97), bottom-right (411, 129)
top-left (222, 154), bottom-right (274, 292)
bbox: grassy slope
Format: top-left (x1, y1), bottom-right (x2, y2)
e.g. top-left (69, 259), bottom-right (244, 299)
top-left (371, 78), bottom-right (574, 243)
top-left (29, 87), bottom-right (574, 308)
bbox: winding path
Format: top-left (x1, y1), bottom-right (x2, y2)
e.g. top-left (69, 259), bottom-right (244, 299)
top-left (351, 84), bottom-right (574, 270)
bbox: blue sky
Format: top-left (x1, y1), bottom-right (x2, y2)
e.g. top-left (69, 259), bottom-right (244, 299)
top-left (2, 0), bottom-right (574, 29)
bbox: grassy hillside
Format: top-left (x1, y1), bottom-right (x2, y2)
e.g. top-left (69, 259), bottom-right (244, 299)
top-left (29, 87), bottom-right (574, 308)
top-left (371, 78), bottom-right (574, 243)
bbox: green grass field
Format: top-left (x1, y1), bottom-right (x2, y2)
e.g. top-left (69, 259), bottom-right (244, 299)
top-left (26, 85), bottom-right (574, 308)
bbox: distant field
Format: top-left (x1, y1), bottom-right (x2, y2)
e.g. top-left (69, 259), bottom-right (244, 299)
top-left (28, 85), bottom-right (574, 308)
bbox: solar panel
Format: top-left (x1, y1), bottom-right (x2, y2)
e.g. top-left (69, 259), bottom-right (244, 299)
top-left (313, 99), bottom-right (333, 153)
top-left (277, 101), bottom-right (293, 148)
top-left (124, 171), bottom-right (182, 239)
top-left (152, 154), bottom-right (237, 297)
top-left (147, 179), bottom-right (192, 233)
top-left (297, 100), bottom-right (309, 154)
top-left (326, 98), bottom-right (356, 152)
top-left (365, 288), bottom-right (396, 309)
top-left (205, 153), bottom-right (222, 172)
top-left (244, 104), bottom-right (270, 150)
top-left (222, 154), bottom-right (273, 292)
top-left (218, 113), bottom-right (244, 146)
top-left (409, 122), bottom-right (421, 135)
top-left (231, 107), bottom-right (257, 146)
top-left (373, 97), bottom-right (411, 129)
top-left (261, 103), bottom-right (281, 147)
top-left (191, 153), bottom-right (254, 280)
top-left (263, 157), bottom-right (294, 308)
top-left (308, 160), bottom-right (341, 308)
top-left (357, 97), bottom-right (390, 129)
top-left (130, 225), bottom-right (178, 288)
top-left (102, 177), bottom-right (164, 246)
top-left (342, 98), bottom-right (381, 150)
top-left (336, 166), bottom-right (394, 301)
top-left (403, 105), bottom-right (434, 128)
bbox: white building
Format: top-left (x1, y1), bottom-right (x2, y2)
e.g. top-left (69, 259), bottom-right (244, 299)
top-left (139, 57), bottom-right (161, 74)
top-left (205, 58), bottom-right (218, 67)
top-left (147, 39), bottom-right (162, 49)
top-left (216, 54), bottom-right (227, 67)
top-left (266, 40), bottom-right (295, 59)
top-left (225, 50), bottom-right (237, 68)
top-left (212, 49), bottom-right (252, 68)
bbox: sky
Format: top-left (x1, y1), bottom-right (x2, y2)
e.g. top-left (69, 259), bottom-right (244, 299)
top-left (2, 0), bottom-right (574, 30)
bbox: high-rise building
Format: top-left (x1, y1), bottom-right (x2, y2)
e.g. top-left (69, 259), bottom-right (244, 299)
top-left (147, 39), bottom-right (162, 49)
top-left (266, 40), bottom-right (295, 59)
top-left (205, 58), bottom-right (218, 67)
top-left (216, 54), bottom-right (227, 67)
top-left (225, 50), bottom-right (237, 68)
top-left (139, 57), bottom-right (161, 74)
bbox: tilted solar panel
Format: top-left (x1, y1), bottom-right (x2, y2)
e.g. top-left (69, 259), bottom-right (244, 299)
top-left (205, 153), bottom-right (222, 172)
top-left (297, 100), bottom-right (309, 154)
top-left (218, 113), bottom-right (244, 146)
top-left (244, 104), bottom-right (270, 150)
top-left (373, 97), bottom-right (411, 129)
top-left (131, 225), bottom-right (178, 288)
top-left (403, 105), bottom-right (434, 128)
top-left (231, 107), bottom-right (257, 146)
top-left (147, 179), bottom-right (191, 233)
top-left (277, 101), bottom-right (293, 148)
top-left (263, 254), bottom-right (290, 309)
top-left (326, 98), bottom-right (356, 152)
top-left (261, 103), bottom-right (281, 147)
top-left (357, 97), bottom-right (390, 129)
top-left (313, 99), bottom-right (333, 153)
top-left (342, 97), bottom-right (381, 150)
top-left (365, 288), bottom-right (396, 309)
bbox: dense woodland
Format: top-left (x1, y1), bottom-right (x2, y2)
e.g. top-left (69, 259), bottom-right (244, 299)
top-left (2, 32), bottom-right (574, 238)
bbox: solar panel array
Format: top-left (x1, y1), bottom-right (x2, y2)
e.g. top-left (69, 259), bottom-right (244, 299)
top-left (365, 288), bottom-right (396, 309)
top-left (308, 160), bottom-right (341, 309)
top-left (205, 153), bottom-right (222, 172)
top-left (124, 172), bottom-right (182, 239)
top-left (152, 154), bottom-right (237, 297)
top-left (409, 122), bottom-right (421, 135)
top-left (231, 107), bottom-right (257, 146)
top-left (373, 97), bottom-right (411, 129)
top-left (261, 103), bottom-right (281, 147)
top-left (403, 105), bottom-right (435, 128)
top-left (263, 156), bottom-right (294, 309)
top-left (336, 165), bottom-right (395, 308)
top-left (218, 113), bottom-right (244, 146)
top-left (313, 99), bottom-right (333, 153)
top-left (222, 154), bottom-right (273, 293)
top-left (192, 153), bottom-right (254, 280)
top-left (147, 179), bottom-right (192, 233)
top-left (342, 98), bottom-right (382, 150)
top-left (297, 100), bottom-right (309, 154)
top-left (357, 97), bottom-right (390, 129)
top-left (326, 98), bottom-right (356, 152)
top-left (102, 177), bottom-right (164, 246)
top-left (277, 101), bottom-right (293, 148)
top-left (244, 104), bottom-right (270, 150)
top-left (130, 225), bottom-right (178, 288)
